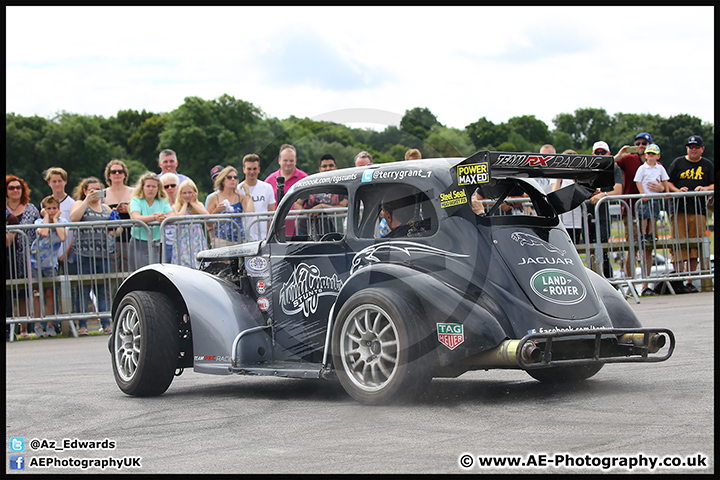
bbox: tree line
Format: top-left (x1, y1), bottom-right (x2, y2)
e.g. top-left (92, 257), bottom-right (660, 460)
top-left (6, 94), bottom-right (714, 207)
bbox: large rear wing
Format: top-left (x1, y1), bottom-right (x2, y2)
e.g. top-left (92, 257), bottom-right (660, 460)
top-left (457, 150), bottom-right (615, 189)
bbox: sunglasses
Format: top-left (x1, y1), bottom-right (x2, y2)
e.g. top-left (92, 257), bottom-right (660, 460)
top-left (163, 184), bottom-right (177, 188)
top-left (109, 169), bottom-right (125, 174)
top-left (225, 175), bottom-right (239, 180)
top-left (593, 150), bottom-right (608, 155)
top-left (635, 141), bottom-right (648, 146)
top-left (7, 185), bottom-right (23, 191)
top-left (687, 145), bottom-right (703, 150)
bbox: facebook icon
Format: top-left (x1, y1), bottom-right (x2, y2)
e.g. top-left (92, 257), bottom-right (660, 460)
top-left (10, 455), bottom-right (25, 470)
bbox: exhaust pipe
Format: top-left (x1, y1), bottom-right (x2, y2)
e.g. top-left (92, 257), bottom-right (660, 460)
top-left (618, 333), bottom-right (666, 353)
top-left (459, 339), bottom-right (542, 368)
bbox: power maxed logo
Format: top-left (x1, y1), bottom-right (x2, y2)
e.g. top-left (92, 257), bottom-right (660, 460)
top-left (530, 269), bottom-right (586, 305)
top-left (457, 162), bottom-right (489, 185)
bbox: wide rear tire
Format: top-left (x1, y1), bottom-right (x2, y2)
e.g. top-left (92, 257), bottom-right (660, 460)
top-left (331, 288), bottom-right (432, 405)
top-left (111, 291), bottom-right (179, 396)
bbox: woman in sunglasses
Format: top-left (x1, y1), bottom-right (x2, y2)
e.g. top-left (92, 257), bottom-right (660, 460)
top-left (206, 166), bottom-right (254, 248)
top-left (103, 160), bottom-right (134, 272)
top-left (6, 175), bottom-right (41, 337)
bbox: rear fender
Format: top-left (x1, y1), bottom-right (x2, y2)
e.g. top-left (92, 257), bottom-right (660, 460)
top-left (331, 264), bottom-right (508, 368)
top-left (113, 264), bottom-right (269, 374)
top-left (586, 268), bottom-right (642, 328)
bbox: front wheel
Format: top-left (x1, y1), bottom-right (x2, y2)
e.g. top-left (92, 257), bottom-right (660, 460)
top-left (331, 288), bottom-right (432, 405)
top-left (111, 291), bottom-right (179, 396)
top-left (527, 363), bottom-right (603, 383)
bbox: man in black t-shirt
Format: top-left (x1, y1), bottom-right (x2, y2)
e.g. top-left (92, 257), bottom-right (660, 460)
top-left (667, 135), bottom-right (715, 293)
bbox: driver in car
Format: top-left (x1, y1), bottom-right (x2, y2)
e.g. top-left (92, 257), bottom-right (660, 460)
top-left (380, 187), bottom-right (424, 238)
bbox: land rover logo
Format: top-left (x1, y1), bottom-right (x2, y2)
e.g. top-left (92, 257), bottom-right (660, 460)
top-left (530, 269), bottom-right (586, 305)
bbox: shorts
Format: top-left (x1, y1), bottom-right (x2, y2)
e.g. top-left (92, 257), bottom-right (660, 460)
top-left (638, 199), bottom-right (661, 221)
top-left (30, 265), bottom-right (57, 292)
top-left (671, 213), bottom-right (707, 261)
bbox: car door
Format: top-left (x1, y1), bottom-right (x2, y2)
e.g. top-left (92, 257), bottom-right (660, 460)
top-left (268, 185), bottom-right (350, 364)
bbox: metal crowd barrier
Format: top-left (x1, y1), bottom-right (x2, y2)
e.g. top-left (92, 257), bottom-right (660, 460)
top-left (5, 210), bottom-right (348, 340)
top-left (590, 191), bottom-right (714, 302)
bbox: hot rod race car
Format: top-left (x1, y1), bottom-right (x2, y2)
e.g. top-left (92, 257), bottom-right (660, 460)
top-left (110, 150), bottom-right (675, 405)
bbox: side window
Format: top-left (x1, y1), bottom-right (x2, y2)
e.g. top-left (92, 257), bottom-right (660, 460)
top-left (276, 186), bottom-right (348, 242)
top-left (354, 184), bottom-right (437, 239)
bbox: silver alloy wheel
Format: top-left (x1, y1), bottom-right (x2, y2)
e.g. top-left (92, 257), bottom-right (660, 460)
top-left (339, 304), bottom-right (399, 392)
top-left (114, 304), bottom-right (142, 382)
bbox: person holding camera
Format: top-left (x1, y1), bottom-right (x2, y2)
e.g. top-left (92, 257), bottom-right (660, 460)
top-left (69, 177), bottom-right (121, 334)
top-left (615, 132), bottom-right (665, 281)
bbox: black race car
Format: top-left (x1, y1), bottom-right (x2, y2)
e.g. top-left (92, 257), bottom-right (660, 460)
top-left (110, 151), bottom-right (674, 404)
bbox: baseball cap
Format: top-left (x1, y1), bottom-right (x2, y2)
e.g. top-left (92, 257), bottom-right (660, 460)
top-left (210, 165), bottom-right (224, 179)
top-left (592, 141), bottom-right (611, 154)
top-left (645, 144), bottom-right (661, 155)
top-left (686, 135), bottom-right (704, 147)
top-left (635, 132), bottom-right (653, 143)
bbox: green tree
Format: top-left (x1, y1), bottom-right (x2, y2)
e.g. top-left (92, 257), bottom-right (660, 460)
top-left (466, 117), bottom-right (510, 150)
top-left (159, 95), bottom-right (262, 195)
top-left (127, 114), bottom-right (169, 168)
top-left (400, 107), bottom-right (439, 141)
top-left (507, 115), bottom-right (551, 147)
top-left (553, 107), bottom-right (613, 151)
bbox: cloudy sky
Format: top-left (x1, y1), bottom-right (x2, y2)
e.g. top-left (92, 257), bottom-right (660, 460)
top-left (6, 6), bottom-right (715, 131)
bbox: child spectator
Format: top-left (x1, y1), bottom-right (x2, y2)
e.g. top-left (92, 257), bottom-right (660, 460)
top-left (634, 144), bottom-right (671, 243)
top-left (30, 196), bottom-right (68, 336)
top-left (633, 143), bottom-right (671, 296)
top-left (172, 179), bottom-right (208, 269)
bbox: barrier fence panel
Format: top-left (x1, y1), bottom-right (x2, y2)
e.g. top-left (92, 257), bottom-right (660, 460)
top-left (591, 191), bottom-right (713, 301)
top-left (6, 220), bottom-right (152, 340)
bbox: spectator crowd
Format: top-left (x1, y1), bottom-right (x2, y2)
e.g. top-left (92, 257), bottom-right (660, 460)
top-left (6, 139), bottom-right (714, 339)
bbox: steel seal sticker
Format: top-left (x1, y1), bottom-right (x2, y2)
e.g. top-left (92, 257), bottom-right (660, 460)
top-left (437, 323), bottom-right (464, 350)
top-left (530, 268), bottom-right (586, 305)
top-left (457, 162), bottom-right (489, 185)
top-left (440, 188), bottom-right (468, 208)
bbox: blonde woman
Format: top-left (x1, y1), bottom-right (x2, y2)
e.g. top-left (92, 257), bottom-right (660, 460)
top-left (172, 179), bottom-right (208, 268)
top-left (128, 172), bottom-right (175, 269)
top-left (206, 166), bottom-right (254, 247)
top-left (161, 173), bottom-right (180, 262)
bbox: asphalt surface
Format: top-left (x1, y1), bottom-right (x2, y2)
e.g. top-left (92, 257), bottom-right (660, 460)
top-left (5, 291), bottom-right (714, 474)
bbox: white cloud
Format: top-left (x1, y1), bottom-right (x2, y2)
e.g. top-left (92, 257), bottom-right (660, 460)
top-left (5, 6), bottom-right (714, 131)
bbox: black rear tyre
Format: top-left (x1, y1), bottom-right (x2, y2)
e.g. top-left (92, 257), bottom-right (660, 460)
top-left (331, 288), bottom-right (432, 405)
top-left (111, 291), bottom-right (179, 396)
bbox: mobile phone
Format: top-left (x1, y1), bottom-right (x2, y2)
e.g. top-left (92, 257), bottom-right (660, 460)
top-left (626, 146), bottom-right (639, 154)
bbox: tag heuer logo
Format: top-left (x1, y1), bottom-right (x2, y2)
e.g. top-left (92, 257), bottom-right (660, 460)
top-left (437, 323), bottom-right (464, 350)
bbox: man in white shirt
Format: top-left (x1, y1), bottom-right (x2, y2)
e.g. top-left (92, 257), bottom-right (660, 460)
top-left (158, 149), bottom-right (192, 184)
top-left (238, 154), bottom-right (276, 242)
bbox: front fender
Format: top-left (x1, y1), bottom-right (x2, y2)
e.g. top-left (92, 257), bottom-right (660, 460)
top-left (113, 264), bottom-right (269, 374)
top-left (332, 264), bottom-right (508, 368)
